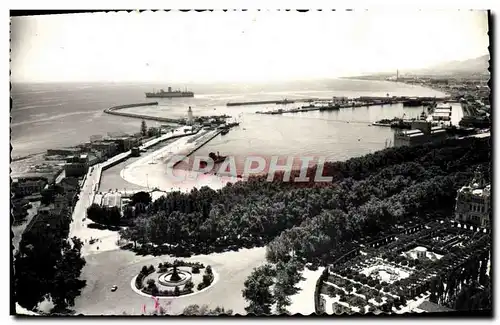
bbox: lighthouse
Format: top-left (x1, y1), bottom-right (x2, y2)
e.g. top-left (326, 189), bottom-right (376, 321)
top-left (187, 106), bottom-right (194, 125)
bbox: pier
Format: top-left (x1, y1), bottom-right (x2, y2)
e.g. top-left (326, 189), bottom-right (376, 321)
top-left (172, 129), bottom-right (224, 167)
top-left (103, 102), bottom-right (184, 124)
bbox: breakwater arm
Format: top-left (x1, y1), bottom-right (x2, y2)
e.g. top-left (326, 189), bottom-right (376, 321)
top-left (226, 98), bottom-right (322, 106)
top-left (104, 102), bottom-right (184, 124)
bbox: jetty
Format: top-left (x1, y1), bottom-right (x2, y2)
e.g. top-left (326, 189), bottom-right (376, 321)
top-left (104, 102), bottom-right (184, 124)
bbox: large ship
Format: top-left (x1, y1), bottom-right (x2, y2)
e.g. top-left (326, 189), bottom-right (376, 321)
top-left (145, 87), bottom-right (194, 98)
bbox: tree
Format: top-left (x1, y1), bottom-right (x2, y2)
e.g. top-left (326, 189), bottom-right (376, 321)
top-left (49, 237), bottom-right (86, 311)
top-left (242, 264), bottom-right (277, 315)
top-left (202, 274), bottom-right (212, 286)
top-left (147, 279), bottom-right (156, 288)
top-left (182, 304), bottom-right (233, 316)
top-left (131, 191), bottom-right (152, 206)
top-left (274, 284), bottom-right (291, 315)
top-left (141, 120), bottom-right (148, 137)
top-left (184, 280), bottom-right (194, 292)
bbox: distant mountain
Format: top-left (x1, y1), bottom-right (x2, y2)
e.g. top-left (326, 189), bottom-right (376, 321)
top-left (346, 54), bottom-right (490, 80)
top-left (407, 54), bottom-right (490, 76)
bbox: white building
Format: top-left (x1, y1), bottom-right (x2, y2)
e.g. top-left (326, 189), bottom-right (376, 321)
top-left (455, 168), bottom-right (491, 228)
top-left (102, 192), bottom-right (122, 210)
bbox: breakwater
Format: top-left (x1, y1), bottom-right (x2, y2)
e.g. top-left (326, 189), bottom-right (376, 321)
top-left (104, 102), bottom-right (184, 124)
top-left (256, 101), bottom-right (393, 115)
top-left (226, 98), bottom-right (321, 106)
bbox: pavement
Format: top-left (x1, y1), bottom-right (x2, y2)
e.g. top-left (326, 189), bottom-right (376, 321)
top-left (72, 247), bottom-right (267, 315)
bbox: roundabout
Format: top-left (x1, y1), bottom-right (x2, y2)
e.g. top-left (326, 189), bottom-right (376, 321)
top-left (130, 261), bottom-right (220, 299)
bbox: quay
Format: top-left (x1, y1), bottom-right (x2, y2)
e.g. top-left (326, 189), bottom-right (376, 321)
top-left (256, 101), bottom-right (392, 115)
top-left (228, 96), bottom-right (450, 108)
top-left (104, 102), bottom-right (184, 124)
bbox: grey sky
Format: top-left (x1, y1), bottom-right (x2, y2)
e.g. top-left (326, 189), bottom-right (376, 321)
top-left (10, 10), bottom-right (489, 83)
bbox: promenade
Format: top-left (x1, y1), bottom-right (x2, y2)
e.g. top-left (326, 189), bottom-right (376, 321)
top-left (68, 127), bottom-right (193, 256)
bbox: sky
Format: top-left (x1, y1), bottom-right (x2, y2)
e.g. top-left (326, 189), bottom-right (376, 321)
top-left (10, 10), bottom-right (490, 83)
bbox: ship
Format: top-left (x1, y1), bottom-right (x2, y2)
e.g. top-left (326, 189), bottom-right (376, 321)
top-left (402, 98), bottom-right (423, 107)
top-left (145, 87), bottom-right (194, 98)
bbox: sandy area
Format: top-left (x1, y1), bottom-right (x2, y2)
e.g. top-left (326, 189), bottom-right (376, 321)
top-left (120, 131), bottom-right (240, 193)
top-left (287, 267), bottom-right (325, 316)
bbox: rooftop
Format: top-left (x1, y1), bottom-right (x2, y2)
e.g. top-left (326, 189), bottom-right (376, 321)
top-left (102, 192), bottom-right (122, 208)
top-left (416, 301), bottom-right (454, 313)
top-left (403, 129), bottom-right (424, 135)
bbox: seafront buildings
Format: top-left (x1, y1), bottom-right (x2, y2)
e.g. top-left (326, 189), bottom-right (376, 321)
top-left (11, 177), bottom-right (47, 197)
top-left (393, 119), bottom-right (447, 147)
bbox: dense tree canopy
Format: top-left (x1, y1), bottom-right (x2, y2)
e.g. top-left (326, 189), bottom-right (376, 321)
top-left (15, 178), bottom-right (86, 313)
top-left (119, 137), bottom-right (490, 263)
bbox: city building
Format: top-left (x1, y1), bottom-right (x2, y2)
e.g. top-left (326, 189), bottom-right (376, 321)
top-left (332, 96), bottom-right (349, 104)
top-left (47, 147), bottom-right (82, 157)
top-left (393, 119), bottom-right (447, 147)
top-left (89, 151), bottom-right (104, 164)
top-left (187, 106), bottom-right (194, 125)
top-left (24, 194), bottom-right (70, 235)
top-left (90, 141), bottom-right (119, 158)
top-left (64, 154), bottom-right (89, 178)
top-left (432, 104), bottom-right (452, 122)
top-left (104, 136), bottom-right (139, 152)
top-left (455, 168), bottom-right (491, 228)
top-left (102, 192), bottom-right (122, 210)
top-left (11, 177), bottom-right (47, 197)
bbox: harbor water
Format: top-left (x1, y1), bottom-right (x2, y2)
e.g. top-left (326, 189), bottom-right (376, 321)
top-left (11, 79), bottom-right (448, 173)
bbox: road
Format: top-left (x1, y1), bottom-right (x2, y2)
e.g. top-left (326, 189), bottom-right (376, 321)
top-left (68, 127), bottom-right (193, 255)
top-left (67, 127), bottom-right (267, 315)
top-left (73, 247), bottom-right (266, 315)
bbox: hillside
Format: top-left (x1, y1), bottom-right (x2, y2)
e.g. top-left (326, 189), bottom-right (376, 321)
top-left (412, 54), bottom-right (490, 76)
top-left (346, 54), bottom-right (490, 80)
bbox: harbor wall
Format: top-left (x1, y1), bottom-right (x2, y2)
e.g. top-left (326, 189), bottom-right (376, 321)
top-left (104, 102), bottom-right (184, 124)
